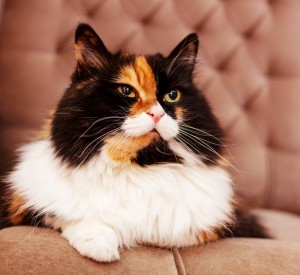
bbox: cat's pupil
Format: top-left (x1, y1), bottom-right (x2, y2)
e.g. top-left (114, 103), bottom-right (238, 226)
top-left (122, 86), bottom-right (132, 95)
top-left (168, 90), bottom-right (177, 100)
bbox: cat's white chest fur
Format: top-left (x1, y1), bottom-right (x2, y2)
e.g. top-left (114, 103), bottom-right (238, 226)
top-left (9, 140), bottom-right (233, 261)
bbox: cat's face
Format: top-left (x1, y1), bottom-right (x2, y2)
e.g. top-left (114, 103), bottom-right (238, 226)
top-left (51, 24), bottom-right (223, 167)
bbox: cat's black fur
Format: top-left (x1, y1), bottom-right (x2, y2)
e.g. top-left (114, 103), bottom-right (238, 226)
top-left (51, 24), bottom-right (223, 167)
top-left (223, 210), bottom-right (269, 238)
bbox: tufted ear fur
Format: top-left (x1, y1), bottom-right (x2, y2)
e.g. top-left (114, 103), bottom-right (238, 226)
top-left (166, 33), bottom-right (199, 76)
top-left (74, 24), bottom-right (111, 75)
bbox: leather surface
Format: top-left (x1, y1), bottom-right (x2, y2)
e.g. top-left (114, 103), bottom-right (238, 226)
top-left (1, 219), bottom-right (300, 275)
top-left (1, 0), bottom-right (300, 214)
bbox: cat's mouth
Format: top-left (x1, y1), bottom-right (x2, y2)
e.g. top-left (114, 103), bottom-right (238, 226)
top-left (149, 128), bottom-right (161, 137)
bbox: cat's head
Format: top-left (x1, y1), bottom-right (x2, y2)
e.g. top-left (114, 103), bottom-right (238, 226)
top-left (51, 24), bottom-right (223, 167)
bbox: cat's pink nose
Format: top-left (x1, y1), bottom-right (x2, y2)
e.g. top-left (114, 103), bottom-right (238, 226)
top-left (146, 105), bottom-right (165, 123)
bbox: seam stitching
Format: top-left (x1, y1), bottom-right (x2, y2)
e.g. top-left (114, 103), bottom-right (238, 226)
top-left (172, 248), bottom-right (187, 275)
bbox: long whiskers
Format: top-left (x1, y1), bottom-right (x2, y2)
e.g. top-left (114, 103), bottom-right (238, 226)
top-left (77, 127), bottom-right (122, 166)
top-left (76, 116), bottom-right (123, 141)
top-left (179, 130), bottom-right (222, 163)
top-left (166, 38), bottom-right (199, 76)
top-left (177, 126), bottom-right (240, 172)
top-left (174, 136), bottom-right (209, 167)
top-left (180, 124), bottom-right (240, 171)
top-left (180, 124), bottom-right (224, 144)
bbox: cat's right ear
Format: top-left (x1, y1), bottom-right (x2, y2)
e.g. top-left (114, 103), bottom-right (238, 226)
top-left (166, 33), bottom-right (199, 76)
top-left (74, 24), bottom-right (110, 74)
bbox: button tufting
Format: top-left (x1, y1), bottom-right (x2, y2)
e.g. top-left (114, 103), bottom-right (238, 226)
top-left (1, 0), bottom-right (300, 213)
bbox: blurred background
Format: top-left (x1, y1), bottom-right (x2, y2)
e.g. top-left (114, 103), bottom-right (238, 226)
top-left (1, 0), bottom-right (300, 215)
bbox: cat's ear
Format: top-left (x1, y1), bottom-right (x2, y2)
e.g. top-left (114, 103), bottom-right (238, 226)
top-left (74, 24), bottom-right (110, 73)
top-left (166, 33), bottom-right (199, 75)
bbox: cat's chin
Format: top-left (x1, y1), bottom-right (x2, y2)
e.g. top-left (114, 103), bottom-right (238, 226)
top-left (150, 128), bottom-right (159, 134)
top-left (143, 130), bottom-right (160, 140)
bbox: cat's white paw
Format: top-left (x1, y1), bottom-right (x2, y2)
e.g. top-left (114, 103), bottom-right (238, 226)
top-left (62, 222), bottom-right (120, 262)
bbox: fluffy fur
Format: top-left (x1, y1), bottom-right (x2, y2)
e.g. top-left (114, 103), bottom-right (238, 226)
top-left (2, 24), bottom-right (268, 262)
top-left (9, 140), bottom-right (233, 261)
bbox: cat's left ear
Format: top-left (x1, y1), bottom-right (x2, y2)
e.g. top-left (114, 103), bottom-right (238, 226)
top-left (166, 33), bottom-right (199, 75)
top-left (74, 23), bottom-right (111, 73)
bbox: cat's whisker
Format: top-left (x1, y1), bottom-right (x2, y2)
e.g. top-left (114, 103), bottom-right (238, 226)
top-left (178, 130), bottom-right (239, 171)
top-left (55, 107), bottom-right (82, 113)
top-left (72, 125), bottom-right (119, 156)
top-left (168, 55), bottom-right (203, 78)
top-left (119, 134), bottom-right (133, 161)
top-left (155, 143), bottom-right (173, 157)
top-left (180, 57), bottom-right (203, 61)
top-left (180, 124), bottom-right (225, 144)
top-left (179, 130), bottom-right (225, 162)
top-left (168, 59), bottom-right (186, 78)
top-left (113, 105), bottom-right (131, 115)
top-left (80, 123), bottom-right (122, 138)
top-left (180, 124), bottom-right (221, 138)
top-left (77, 116), bottom-right (123, 141)
top-left (168, 57), bottom-right (200, 78)
top-left (179, 136), bottom-right (217, 167)
top-left (108, 132), bottom-right (132, 162)
top-left (174, 136), bottom-right (209, 167)
top-left (179, 124), bottom-right (241, 171)
top-left (108, 132), bottom-right (125, 161)
top-left (78, 127), bottom-right (122, 165)
top-left (179, 129), bottom-right (226, 147)
top-left (78, 138), bottom-right (110, 167)
top-left (166, 37), bottom-right (199, 76)
top-left (180, 114), bottom-right (203, 122)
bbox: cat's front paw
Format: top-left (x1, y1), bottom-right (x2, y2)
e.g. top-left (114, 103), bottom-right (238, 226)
top-left (62, 222), bottom-right (120, 262)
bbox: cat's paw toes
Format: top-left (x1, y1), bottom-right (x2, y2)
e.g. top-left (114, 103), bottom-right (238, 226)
top-left (62, 223), bottom-right (120, 262)
top-left (74, 235), bottom-right (120, 262)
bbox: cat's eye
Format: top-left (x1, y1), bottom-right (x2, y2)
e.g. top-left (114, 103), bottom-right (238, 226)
top-left (117, 85), bottom-right (136, 98)
top-left (163, 89), bottom-right (181, 103)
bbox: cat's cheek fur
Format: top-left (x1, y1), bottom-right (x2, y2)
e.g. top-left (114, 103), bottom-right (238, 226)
top-left (122, 112), bottom-right (154, 136)
top-left (156, 115), bottom-right (179, 141)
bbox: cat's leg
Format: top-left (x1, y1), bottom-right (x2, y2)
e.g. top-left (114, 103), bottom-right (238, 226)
top-left (61, 221), bottom-right (120, 262)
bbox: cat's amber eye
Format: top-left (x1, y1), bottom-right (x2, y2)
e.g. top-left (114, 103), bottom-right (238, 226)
top-left (163, 89), bottom-right (181, 103)
top-left (117, 85), bottom-right (136, 98)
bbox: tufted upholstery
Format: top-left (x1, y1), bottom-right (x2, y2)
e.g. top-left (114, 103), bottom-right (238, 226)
top-left (1, 0), bottom-right (300, 274)
top-left (1, 0), bottom-right (300, 213)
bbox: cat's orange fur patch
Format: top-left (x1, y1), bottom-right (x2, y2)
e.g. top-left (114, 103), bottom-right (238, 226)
top-left (197, 230), bottom-right (220, 244)
top-left (8, 192), bottom-right (28, 225)
top-left (117, 56), bottom-right (157, 115)
top-left (105, 133), bottom-right (158, 163)
top-left (74, 42), bottom-right (84, 63)
top-left (136, 230), bottom-right (219, 248)
top-left (175, 107), bottom-right (186, 120)
top-left (35, 109), bottom-right (55, 140)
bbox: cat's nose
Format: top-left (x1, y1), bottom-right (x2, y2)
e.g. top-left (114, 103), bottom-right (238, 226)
top-left (146, 105), bottom-right (165, 123)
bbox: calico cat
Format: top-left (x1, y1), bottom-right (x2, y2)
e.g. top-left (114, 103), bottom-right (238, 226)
top-left (2, 24), bottom-right (267, 262)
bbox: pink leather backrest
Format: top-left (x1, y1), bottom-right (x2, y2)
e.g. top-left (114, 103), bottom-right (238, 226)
top-left (1, 0), bottom-right (300, 214)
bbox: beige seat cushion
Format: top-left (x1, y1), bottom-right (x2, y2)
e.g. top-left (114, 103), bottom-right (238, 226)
top-left (1, 209), bottom-right (299, 275)
top-left (253, 208), bottom-right (300, 241)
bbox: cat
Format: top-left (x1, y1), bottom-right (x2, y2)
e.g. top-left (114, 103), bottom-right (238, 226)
top-left (1, 23), bottom-right (267, 262)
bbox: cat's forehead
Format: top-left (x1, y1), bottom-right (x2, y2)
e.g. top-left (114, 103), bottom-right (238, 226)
top-left (116, 55), bottom-right (157, 106)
